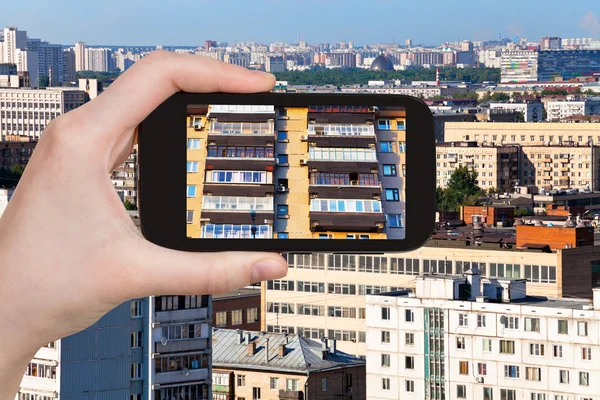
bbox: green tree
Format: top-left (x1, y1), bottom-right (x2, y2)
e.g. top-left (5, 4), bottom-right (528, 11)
top-left (124, 200), bottom-right (137, 210)
top-left (478, 92), bottom-right (492, 103)
top-left (490, 92), bottom-right (510, 102)
top-left (437, 166), bottom-right (484, 211)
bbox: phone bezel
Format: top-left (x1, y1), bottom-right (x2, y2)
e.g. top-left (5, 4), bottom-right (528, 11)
top-left (138, 92), bottom-right (435, 252)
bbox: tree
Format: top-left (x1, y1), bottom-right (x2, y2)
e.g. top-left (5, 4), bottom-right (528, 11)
top-left (437, 166), bottom-right (484, 211)
top-left (478, 92), bottom-right (492, 104)
top-left (490, 92), bottom-right (510, 102)
top-left (124, 200), bottom-right (137, 210)
top-left (511, 92), bottom-right (523, 100)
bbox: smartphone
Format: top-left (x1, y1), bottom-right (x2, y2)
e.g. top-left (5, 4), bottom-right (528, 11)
top-left (138, 92), bottom-right (435, 253)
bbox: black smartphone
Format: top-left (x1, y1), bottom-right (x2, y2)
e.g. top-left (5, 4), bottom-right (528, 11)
top-left (138, 92), bottom-right (435, 253)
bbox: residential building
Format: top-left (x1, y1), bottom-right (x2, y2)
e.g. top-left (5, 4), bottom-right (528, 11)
top-left (61, 49), bottom-right (76, 83)
top-left (431, 111), bottom-right (477, 143)
top-left (0, 85), bottom-right (89, 140)
top-left (0, 187), bottom-right (14, 218)
top-left (478, 49), bottom-right (502, 68)
top-left (489, 102), bottom-right (544, 122)
top-left (0, 140), bottom-right (36, 168)
top-left (213, 285), bottom-right (261, 331)
top-left (28, 41), bottom-right (64, 87)
top-left (500, 50), bottom-right (539, 83)
top-left (365, 275), bottom-right (600, 400)
top-left (1, 27), bottom-right (27, 65)
top-left (74, 42), bottom-right (86, 71)
top-left (212, 329), bottom-right (366, 400)
top-left (0, 63), bottom-right (17, 75)
top-left (110, 145), bottom-right (137, 205)
top-left (538, 50), bottom-right (600, 82)
top-left (436, 142), bottom-right (519, 192)
top-left (540, 37), bottom-right (562, 51)
top-left (266, 56), bottom-right (285, 73)
top-left (545, 99), bottom-right (600, 122)
top-left (86, 47), bottom-right (113, 72)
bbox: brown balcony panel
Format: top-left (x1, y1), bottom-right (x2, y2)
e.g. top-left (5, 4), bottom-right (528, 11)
top-left (309, 184), bottom-right (382, 199)
top-left (543, 158), bottom-right (553, 163)
top-left (208, 112), bottom-right (275, 122)
top-left (308, 160), bottom-right (379, 173)
top-left (559, 176), bottom-right (570, 181)
top-left (187, 105), bottom-right (209, 115)
top-left (207, 134), bottom-right (275, 146)
top-left (201, 211), bottom-right (274, 225)
top-left (308, 113), bottom-right (374, 124)
top-left (203, 184), bottom-right (274, 197)
top-left (278, 390), bottom-right (304, 400)
top-left (309, 135), bottom-right (376, 148)
top-left (206, 158), bottom-right (275, 171)
top-left (542, 175), bottom-right (552, 180)
top-left (310, 212), bottom-right (385, 232)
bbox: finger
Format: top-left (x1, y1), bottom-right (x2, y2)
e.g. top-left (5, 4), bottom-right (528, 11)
top-left (74, 51), bottom-right (275, 134)
top-left (121, 235), bottom-right (288, 298)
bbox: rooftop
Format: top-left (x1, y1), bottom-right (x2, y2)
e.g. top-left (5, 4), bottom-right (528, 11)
top-left (213, 286), bottom-right (261, 300)
top-left (212, 329), bottom-right (365, 374)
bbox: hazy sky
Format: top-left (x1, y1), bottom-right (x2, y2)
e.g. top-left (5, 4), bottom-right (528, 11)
top-left (2, 0), bottom-right (600, 46)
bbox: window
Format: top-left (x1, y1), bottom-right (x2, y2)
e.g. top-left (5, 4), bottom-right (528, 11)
top-left (405, 333), bottom-right (414, 345)
top-left (286, 379), bottom-right (299, 391)
top-left (378, 119), bottom-right (392, 130)
top-left (383, 164), bottom-right (397, 176)
top-left (252, 387), bottom-right (261, 400)
top-left (405, 309), bottom-right (414, 322)
top-left (277, 131), bottom-right (287, 141)
top-left (130, 300), bottom-right (142, 318)
top-left (187, 138), bottom-right (200, 149)
top-left (186, 161), bottom-right (199, 172)
top-left (501, 389), bottom-right (516, 400)
top-left (558, 320), bottom-right (568, 334)
top-left (380, 141), bottom-right (395, 152)
top-left (502, 316), bottom-right (519, 330)
top-left (187, 185), bottom-right (197, 197)
top-left (381, 353), bottom-right (391, 367)
top-left (278, 154), bottom-right (288, 165)
top-left (504, 365), bottom-right (519, 378)
top-left (459, 361), bottom-right (469, 375)
top-left (582, 347), bottom-right (592, 361)
top-left (578, 321), bottom-right (588, 336)
top-left (382, 377), bottom-right (391, 390)
top-left (322, 377), bottom-right (328, 391)
top-left (478, 363), bottom-right (487, 376)
top-left (131, 331), bottom-right (142, 348)
top-left (406, 380), bottom-right (415, 392)
top-left (482, 339), bottom-right (492, 352)
top-left (216, 311), bottom-right (227, 327)
top-left (525, 317), bottom-right (540, 332)
top-left (388, 214), bottom-right (403, 228)
top-left (186, 210), bottom-right (194, 223)
top-left (526, 367), bottom-right (541, 381)
top-left (579, 371), bottom-right (589, 386)
top-left (530, 393), bottom-right (546, 400)
top-left (405, 356), bottom-right (414, 369)
top-left (270, 377), bottom-right (279, 390)
top-left (131, 363), bottom-right (142, 379)
top-left (457, 384), bottom-right (467, 399)
top-left (457, 337), bottom-right (466, 350)
top-left (382, 307), bottom-right (390, 320)
top-left (382, 330), bottom-right (390, 343)
top-left (247, 307), bottom-right (258, 323)
top-left (277, 205), bottom-right (289, 217)
top-left (231, 310), bottom-right (242, 326)
top-left (385, 188), bottom-right (400, 201)
top-left (278, 232), bottom-right (289, 239)
top-left (237, 375), bottom-right (245, 386)
top-left (529, 343), bottom-right (545, 356)
top-left (553, 345), bottom-right (563, 358)
top-left (500, 340), bottom-right (515, 354)
top-left (477, 314), bottom-right (487, 328)
top-left (559, 369), bottom-right (569, 384)
top-left (459, 313), bottom-right (468, 326)
top-left (483, 387), bottom-right (493, 400)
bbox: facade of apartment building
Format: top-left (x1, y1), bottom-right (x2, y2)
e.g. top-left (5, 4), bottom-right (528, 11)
top-left (365, 275), bottom-right (600, 400)
top-left (186, 104), bottom-right (407, 240)
top-left (500, 51), bottom-right (539, 83)
top-left (111, 145), bottom-right (137, 206)
top-left (212, 329), bottom-right (366, 400)
top-left (264, 224), bottom-right (600, 357)
top-left (213, 287), bottom-right (262, 331)
top-left (436, 143), bottom-right (519, 191)
top-left (0, 140), bottom-right (35, 168)
top-left (545, 99), bottom-right (600, 122)
top-left (489, 102), bottom-right (544, 122)
top-left (17, 294), bottom-right (212, 399)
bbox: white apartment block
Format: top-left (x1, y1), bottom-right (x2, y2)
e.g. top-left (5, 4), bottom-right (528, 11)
top-left (85, 47), bottom-right (112, 72)
top-left (366, 273), bottom-right (600, 400)
top-left (0, 87), bottom-right (88, 140)
top-left (0, 27), bottom-right (27, 64)
top-left (74, 42), bottom-right (86, 71)
top-left (546, 100), bottom-right (600, 122)
top-left (489, 102), bottom-right (544, 122)
top-left (500, 51), bottom-right (539, 83)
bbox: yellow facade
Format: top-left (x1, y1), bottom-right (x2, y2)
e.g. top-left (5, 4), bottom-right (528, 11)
top-left (186, 115), bottom-right (209, 239)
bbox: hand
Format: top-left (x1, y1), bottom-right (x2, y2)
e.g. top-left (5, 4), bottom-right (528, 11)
top-left (0, 51), bottom-right (288, 396)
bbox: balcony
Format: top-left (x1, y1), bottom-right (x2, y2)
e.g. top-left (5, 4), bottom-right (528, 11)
top-left (543, 175), bottom-right (552, 181)
top-left (561, 167), bottom-right (570, 172)
top-left (279, 390), bottom-right (304, 400)
top-left (153, 368), bottom-right (209, 385)
top-left (155, 308), bottom-right (209, 324)
top-left (447, 157), bottom-right (458, 164)
top-left (542, 166), bottom-right (552, 172)
top-left (308, 159), bottom-right (379, 174)
top-left (203, 183), bottom-right (274, 197)
top-left (200, 211), bottom-right (274, 225)
top-left (309, 184), bottom-right (382, 200)
top-left (559, 176), bottom-right (570, 181)
top-left (310, 212), bottom-right (385, 233)
top-left (543, 158), bottom-right (553, 163)
top-left (155, 337), bottom-right (209, 354)
top-left (20, 376), bottom-right (57, 394)
top-left (213, 384), bottom-right (233, 393)
top-left (205, 157), bottom-right (275, 171)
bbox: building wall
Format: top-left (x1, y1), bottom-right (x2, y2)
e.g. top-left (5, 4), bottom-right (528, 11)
top-left (308, 366), bottom-right (366, 400)
top-left (461, 206), bottom-right (515, 226)
top-left (546, 100), bottom-right (600, 122)
top-left (213, 294), bottom-right (261, 331)
top-left (515, 225), bottom-right (594, 249)
top-left (500, 51), bottom-right (539, 83)
top-left (560, 246), bottom-right (600, 299)
top-left (489, 102), bottom-right (544, 122)
top-left (186, 114), bottom-right (209, 239)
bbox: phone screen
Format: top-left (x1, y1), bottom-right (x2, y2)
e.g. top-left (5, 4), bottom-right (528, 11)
top-left (186, 103), bottom-right (406, 240)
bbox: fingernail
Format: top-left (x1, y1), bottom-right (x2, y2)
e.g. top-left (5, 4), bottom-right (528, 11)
top-left (251, 259), bottom-right (288, 283)
top-left (251, 70), bottom-right (275, 79)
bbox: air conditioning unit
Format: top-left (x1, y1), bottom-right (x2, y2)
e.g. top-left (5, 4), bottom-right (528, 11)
top-left (476, 377), bottom-right (485, 384)
top-left (277, 186), bottom-right (288, 193)
top-left (300, 159), bottom-right (308, 166)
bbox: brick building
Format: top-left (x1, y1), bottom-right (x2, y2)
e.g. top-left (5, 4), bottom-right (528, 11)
top-left (213, 286), bottom-right (261, 331)
top-left (461, 205), bottom-right (515, 226)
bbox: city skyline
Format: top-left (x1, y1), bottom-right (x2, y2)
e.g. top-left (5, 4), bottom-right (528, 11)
top-left (1, 1), bottom-right (599, 47)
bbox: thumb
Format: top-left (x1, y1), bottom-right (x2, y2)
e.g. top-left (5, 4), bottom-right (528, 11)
top-left (122, 235), bottom-right (288, 297)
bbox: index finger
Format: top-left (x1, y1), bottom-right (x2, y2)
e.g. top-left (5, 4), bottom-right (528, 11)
top-left (76, 51), bottom-right (276, 133)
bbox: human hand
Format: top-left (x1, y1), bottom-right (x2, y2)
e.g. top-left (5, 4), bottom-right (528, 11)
top-left (0, 51), bottom-right (288, 395)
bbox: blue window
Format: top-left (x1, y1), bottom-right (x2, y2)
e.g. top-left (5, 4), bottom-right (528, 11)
top-left (277, 205), bottom-right (289, 216)
top-left (186, 210), bottom-right (194, 223)
top-left (396, 120), bottom-right (405, 130)
top-left (399, 142), bottom-right (406, 152)
top-left (385, 189), bottom-right (400, 201)
top-left (278, 232), bottom-right (289, 239)
top-left (187, 138), bottom-right (201, 149)
top-left (186, 161), bottom-right (199, 172)
top-left (278, 154), bottom-right (289, 165)
top-left (383, 165), bottom-right (397, 176)
top-left (380, 142), bottom-right (394, 152)
top-left (378, 120), bottom-right (391, 130)
top-left (187, 185), bottom-right (197, 197)
top-left (389, 214), bottom-right (403, 228)
top-left (277, 131), bottom-right (288, 141)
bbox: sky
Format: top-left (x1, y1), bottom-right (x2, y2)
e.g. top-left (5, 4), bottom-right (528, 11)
top-left (1, 0), bottom-right (600, 47)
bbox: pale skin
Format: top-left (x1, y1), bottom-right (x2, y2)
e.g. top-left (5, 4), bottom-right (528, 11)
top-left (0, 51), bottom-right (288, 396)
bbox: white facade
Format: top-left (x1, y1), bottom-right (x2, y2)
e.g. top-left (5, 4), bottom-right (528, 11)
top-left (501, 51), bottom-right (539, 83)
top-left (1, 27), bottom-right (27, 65)
top-left (85, 47), bottom-right (112, 72)
top-left (478, 49), bottom-right (502, 69)
top-left (546, 100), bottom-right (600, 122)
top-left (489, 102), bottom-right (544, 122)
top-left (366, 277), bottom-right (600, 400)
top-left (0, 188), bottom-right (14, 217)
top-left (74, 42), bottom-right (86, 71)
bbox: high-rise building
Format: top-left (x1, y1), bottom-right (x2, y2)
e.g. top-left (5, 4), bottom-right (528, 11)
top-left (85, 47), bottom-right (112, 72)
top-left (406, 39), bottom-right (413, 48)
top-left (500, 50), bottom-right (539, 83)
top-left (366, 275), bottom-right (600, 400)
top-left (74, 41), bottom-right (86, 71)
top-left (265, 56), bottom-right (285, 73)
top-left (541, 36), bottom-right (562, 51)
top-left (538, 50), bottom-right (600, 82)
top-left (1, 27), bottom-right (27, 65)
top-left (61, 49), bottom-right (76, 83)
top-left (461, 40), bottom-right (473, 52)
top-left (204, 40), bottom-right (217, 51)
top-left (28, 41), bottom-right (63, 87)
